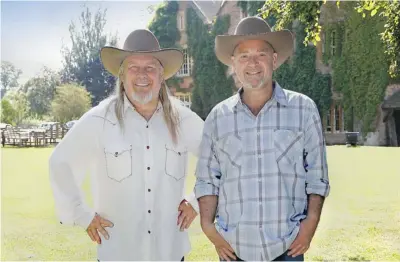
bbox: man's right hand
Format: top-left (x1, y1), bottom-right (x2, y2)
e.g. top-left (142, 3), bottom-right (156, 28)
top-left (86, 213), bottom-right (114, 244)
top-left (202, 223), bottom-right (236, 261)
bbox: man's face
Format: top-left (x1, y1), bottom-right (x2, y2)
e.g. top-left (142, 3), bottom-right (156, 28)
top-left (232, 39), bottom-right (277, 90)
top-left (121, 54), bottom-right (163, 105)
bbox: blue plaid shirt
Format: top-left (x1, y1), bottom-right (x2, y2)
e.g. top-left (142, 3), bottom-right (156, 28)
top-left (195, 82), bottom-right (330, 261)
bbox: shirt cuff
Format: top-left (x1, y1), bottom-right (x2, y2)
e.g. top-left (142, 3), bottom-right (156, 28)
top-left (306, 180), bottom-right (330, 197)
top-left (184, 192), bottom-right (199, 214)
top-left (194, 183), bottom-right (219, 199)
top-left (73, 205), bottom-right (96, 229)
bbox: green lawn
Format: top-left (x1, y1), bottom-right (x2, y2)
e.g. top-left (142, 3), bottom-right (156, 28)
top-left (1, 146), bottom-right (400, 261)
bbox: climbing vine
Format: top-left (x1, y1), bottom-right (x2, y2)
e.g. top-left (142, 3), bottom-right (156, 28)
top-left (326, 2), bottom-right (390, 134)
top-left (237, 1), bottom-right (276, 26)
top-left (186, 8), bottom-right (234, 119)
top-left (148, 1), bottom-right (180, 48)
top-left (147, 1), bottom-right (183, 90)
top-left (259, 0), bottom-right (400, 78)
top-left (272, 24), bottom-right (332, 116)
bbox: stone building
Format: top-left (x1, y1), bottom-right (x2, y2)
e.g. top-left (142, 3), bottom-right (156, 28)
top-left (166, 1), bottom-right (400, 146)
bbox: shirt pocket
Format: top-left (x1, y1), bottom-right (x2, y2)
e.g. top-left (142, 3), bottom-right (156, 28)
top-left (273, 129), bottom-right (303, 168)
top-left (216, 135), bottom-right (243, 169)
top-left (104, 144), bottom-right (133, 182)
top-left (165, 144), bottom-right (188, 181)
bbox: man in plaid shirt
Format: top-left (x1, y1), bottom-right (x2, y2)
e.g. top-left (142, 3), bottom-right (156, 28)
top-left (195, 17), bottom-right (330, 261)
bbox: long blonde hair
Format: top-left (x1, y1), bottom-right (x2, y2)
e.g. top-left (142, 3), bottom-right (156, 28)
top-left (106, 65), bottom-right (180, 144)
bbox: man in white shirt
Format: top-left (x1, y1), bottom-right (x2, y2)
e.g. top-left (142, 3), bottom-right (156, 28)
top-left (49, 29), bottom-right (204, 261)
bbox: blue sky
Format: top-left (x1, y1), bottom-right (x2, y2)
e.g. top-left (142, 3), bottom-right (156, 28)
top-left (1, 0), bottom-right (162, 84)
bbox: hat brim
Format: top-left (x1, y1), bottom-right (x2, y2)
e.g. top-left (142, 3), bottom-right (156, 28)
top-left (215, 30), bottom-right (294, 68)
top-left (100, 47), bottom-right (183, 79)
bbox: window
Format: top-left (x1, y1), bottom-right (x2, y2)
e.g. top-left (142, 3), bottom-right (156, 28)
top-left (331, 31), bottom-right (336, 56)
top-left (178, 14), bottom-right (184, 30)
top-left (335, 105), bottom-right (340, 132)
top-left (326, 109), bottom-right (331, 132)
top-left (177, 49), bottom-right (192, 77)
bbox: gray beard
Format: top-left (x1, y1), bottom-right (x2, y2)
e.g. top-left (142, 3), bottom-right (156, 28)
top-left (243, 78), bottom-right (266, 90)
top-left (131, 91), bottom-right (153, 105)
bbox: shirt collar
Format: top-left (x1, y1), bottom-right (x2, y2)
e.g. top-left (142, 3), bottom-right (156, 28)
top-left (233, 81), bottom-right (288, 108)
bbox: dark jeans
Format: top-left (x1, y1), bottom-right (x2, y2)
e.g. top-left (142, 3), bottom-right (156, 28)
top-left (221, 250), bottom-right (304, 261)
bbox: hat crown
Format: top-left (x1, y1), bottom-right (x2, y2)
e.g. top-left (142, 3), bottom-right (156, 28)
top-left (123, 29), bottom-right (161, 52)
top-left (234, 16), bottom-right (272, 35)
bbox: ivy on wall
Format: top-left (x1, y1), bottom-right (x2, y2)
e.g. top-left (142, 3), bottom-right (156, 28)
top-left (259, 0), bottom-right (400, 78)
top-left (147, 1), bottom-right (184, 91)
top-left (148, 1), bottom-right (180, 48)
top-left (324, 2), bottom-right (390, 134)
top-left (273, 24), bottom-right (332, 116)
top-left (186, 8), bottom-right (234, 119)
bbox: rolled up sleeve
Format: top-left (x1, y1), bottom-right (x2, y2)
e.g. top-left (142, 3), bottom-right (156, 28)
top-left (194, 112), bottom-right (222, 199)
top-left (304, 101), bottom-right (330, 197)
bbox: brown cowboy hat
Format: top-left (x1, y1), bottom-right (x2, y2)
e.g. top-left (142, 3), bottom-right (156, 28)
top-left (215, 16), bottom-right (294, 68)
top-left (100, 29), bottom-right (183, 79)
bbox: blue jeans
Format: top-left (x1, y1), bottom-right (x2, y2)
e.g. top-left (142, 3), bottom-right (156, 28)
top-left (220, 250), bottom-right (304, 261)
top-left (273, 251), bottom-right (304, 261)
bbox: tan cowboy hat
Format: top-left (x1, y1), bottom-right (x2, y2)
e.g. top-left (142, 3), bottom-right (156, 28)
top-left (100, 29), bottom-right (183, 79)
top-left (215, 16), bottom-right (294, 68)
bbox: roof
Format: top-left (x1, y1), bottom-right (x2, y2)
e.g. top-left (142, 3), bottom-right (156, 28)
top-left (192, 0), bottom-right (223, 23)
top-left (382, 89), bottom-right (400, 109)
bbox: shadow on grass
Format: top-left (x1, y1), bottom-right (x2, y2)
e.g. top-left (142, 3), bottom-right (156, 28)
top-left (346, 255), bottom-right (370, 261)
top-left (310, 255), bottom-right (370, 262)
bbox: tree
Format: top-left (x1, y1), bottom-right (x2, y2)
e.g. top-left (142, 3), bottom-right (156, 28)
top-left (1, 61), bottom-right (22, 98)
top-left (0, 99), bottom-right (17, 125)
top-left (260, 0), bottom-right (400, 78)
top-left (24, 67), bottom-right (60, 117)
top-left (51, 83), bottom-right (91, 123)
top-left (61, 6), bottom-right (118, 106)
top-left (147, 1), bottom-right (184, 93)
top-left (4, 90), bottom-right (29, 125)
top-left (147, 1), bottom-right (180, 48)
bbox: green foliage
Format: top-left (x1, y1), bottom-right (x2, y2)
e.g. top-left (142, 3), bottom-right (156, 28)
top-left (354, 0), bottom-right (400, 78)
top-left (260, 0), bottom-right (400, 78)
top-left (23, 67), bottom-right (60, 117)
top-left (1, 99), bottom-right (17, 125)
top-left (148, 1), bottom-right (180, 49)
top-left (261, 1), bottom-right (324, 45)
top-left (273, 25), bottom-right (332, 116)
top-left (51, 83), bottom-right (92, 123)
top-left (1, 61), bottom-right (22, 98)
top-left (322, 22), bottom-right (345, 64)
top-left (237, 1), bottom-right (276, 26)
top-left (328, 3), bottom-right (389, 133)
top-left (3, 91), bottom-right (29, 125)
top-left (60, 7), bottom-right (117, 106)
top-left (147, 1), bottom-right (182, 91)
top-left (186, 8), bottom-right (234, 119)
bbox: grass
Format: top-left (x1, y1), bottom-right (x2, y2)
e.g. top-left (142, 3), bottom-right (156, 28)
top-left (1, 146), bottom-right (400, 261)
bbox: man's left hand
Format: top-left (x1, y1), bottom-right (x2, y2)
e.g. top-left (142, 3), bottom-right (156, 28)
top-left (177, 200), bottom-right (197, 231)
top-left (287, 217), bottom-right (318, 257)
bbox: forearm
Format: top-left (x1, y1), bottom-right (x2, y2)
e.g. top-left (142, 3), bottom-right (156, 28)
top-left (198, 195), bottom-right (218, 229)
top-left (306, 194), bottom-right (325, 222)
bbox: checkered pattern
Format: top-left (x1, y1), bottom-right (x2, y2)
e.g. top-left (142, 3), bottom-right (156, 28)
top-left (195, 82), bottom-right (330, 261)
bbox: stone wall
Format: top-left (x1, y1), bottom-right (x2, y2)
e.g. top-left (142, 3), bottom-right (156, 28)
top-left (363, 84), bottom-right (400, 146)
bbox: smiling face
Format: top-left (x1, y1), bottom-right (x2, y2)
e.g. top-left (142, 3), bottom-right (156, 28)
top-left (232, 39), bottom-right (277, 90)
top-left (120, 54), bottom-right (163, 105)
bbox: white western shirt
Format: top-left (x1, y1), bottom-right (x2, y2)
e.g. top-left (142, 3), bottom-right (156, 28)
top-left (49, 95), bottom-right (204, 261)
